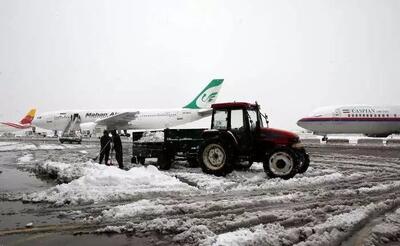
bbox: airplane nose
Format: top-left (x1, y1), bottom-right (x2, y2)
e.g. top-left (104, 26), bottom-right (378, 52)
top-left (297, 118), bottom-right (304, 127)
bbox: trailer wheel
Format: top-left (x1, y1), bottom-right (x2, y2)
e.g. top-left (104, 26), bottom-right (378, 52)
top-left (199, 140), bottom-right (233, 176)
top-left (158, 154), bottom-right (172, 170)
top-left (264, 148), bottom-right (298, 180)
top-left (297, 154), bottom-right (310, 174)
top-left (131, 156), bottom-right (137, 164)
top-left (138, 157), bottom-right (145, 165)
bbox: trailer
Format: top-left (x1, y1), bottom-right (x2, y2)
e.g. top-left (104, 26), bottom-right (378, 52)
top-left (131, 128), bottom-right (206, 170)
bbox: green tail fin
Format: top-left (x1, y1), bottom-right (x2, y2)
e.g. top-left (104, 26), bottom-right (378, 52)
top-left (183, 79), bottom-right (224, 109)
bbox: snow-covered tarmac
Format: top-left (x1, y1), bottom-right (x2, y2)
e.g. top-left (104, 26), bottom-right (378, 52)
top-left (1, 140), bottom-right (400, 245)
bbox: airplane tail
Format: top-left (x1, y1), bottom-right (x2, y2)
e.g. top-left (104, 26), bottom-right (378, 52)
top-left (183, 79), bottom-right (224, 109)
top-left (19, 108), bottom-right (36, 125)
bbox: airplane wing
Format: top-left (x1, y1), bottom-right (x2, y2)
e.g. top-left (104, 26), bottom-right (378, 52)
top-left (95, 111), bottom-right (140, 129)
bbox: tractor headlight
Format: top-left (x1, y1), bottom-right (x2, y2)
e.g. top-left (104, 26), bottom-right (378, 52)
top-left (292, 142), bottom-right (304, 149)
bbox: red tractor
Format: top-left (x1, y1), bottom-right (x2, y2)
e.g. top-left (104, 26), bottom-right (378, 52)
top-left (199, 102), bottom-right (310, 179)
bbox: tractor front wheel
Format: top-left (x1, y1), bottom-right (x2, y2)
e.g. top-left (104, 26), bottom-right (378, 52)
top-left (264, 148), bottom-right (298, 180)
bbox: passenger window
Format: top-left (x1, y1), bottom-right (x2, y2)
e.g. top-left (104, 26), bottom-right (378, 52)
top-left (231, 110), bottom-right (244, 130)
top-left (213, 110), bottom-right (228, 130)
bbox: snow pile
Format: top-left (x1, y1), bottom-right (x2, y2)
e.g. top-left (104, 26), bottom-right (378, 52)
top-left (297, 200), bottom-right (399, 245)
top-left (38, 144), bottom-right (65, 150)
top-left (23, 165), bottom-right (196, 205)
top-left (173, 225), bottom-right (216, 245)
top-left (34, 160), bottom-right (100, 183)
top-left (0, 142), bottom-right (37, 151)
top-left (101, 193), bottom-right (300, 221)
top-left (63, 144), bottom-right (97, 149)
top-left (173, 172), bottom-right (236, 192)
top-left (136, 131), bottom-right (164, 143)
top-left (0, 141), bottom-right (18, 146)
top-left (233, 172), bottom-right (362, 192)
top-left (102, 199), bottom-right (167, 219)
top-left (207, 224), bottom-right (289, 246)
top-left (204, 199), bottom-right (400, 246)
top-left (17, 153), bottom-right (34, 163)
top-left (362, 208), bottom-right (400, 245)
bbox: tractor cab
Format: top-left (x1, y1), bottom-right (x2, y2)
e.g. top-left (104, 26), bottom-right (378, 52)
top-left (210, 102), bottom-right (264, 155)
top-left (200, 102), bottom-right (310, 178)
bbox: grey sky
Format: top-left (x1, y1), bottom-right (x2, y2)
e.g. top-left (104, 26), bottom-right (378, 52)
top-left (1, 0), bottom-right (399, 130)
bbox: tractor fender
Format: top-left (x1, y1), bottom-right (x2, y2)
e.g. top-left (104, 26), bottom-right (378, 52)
top-left (202, 130), bottom-right (239, 151)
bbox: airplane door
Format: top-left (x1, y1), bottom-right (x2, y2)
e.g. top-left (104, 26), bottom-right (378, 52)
top-left (177, 111), bottom-right (183, 121)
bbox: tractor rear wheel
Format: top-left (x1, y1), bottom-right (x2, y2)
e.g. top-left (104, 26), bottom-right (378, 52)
top-left (199, 140), bottom-right (233, 176)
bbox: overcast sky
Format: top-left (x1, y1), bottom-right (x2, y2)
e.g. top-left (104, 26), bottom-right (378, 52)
top-left (1, 0), bottom-right (399, 130)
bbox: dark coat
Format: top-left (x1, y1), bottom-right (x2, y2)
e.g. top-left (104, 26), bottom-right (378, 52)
top-left (112, 134), bottom-right (123, 152)
top-left (100, 135), bottom-right (111, 150)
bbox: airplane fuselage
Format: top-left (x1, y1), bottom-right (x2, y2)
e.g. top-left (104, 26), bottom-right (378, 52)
top-left (297, 105), bottom-right (400, 137)
top-left (33, 108), bottom-right (209, 132)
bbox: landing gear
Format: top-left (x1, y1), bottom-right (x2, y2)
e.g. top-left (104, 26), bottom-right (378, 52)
top-left (322, 135), bottom-right (328, 142)
top-left (123, 130), bottom-right (131, 138)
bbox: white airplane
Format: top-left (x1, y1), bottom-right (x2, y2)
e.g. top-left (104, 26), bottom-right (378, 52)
top-left (0, 109), bottom-right (37, 133)
top-left (297, 105), bottom-right (400, 140)
top-left (32, 79), bottom-right (224, 134)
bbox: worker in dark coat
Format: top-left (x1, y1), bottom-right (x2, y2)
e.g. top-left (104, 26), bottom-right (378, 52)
top-left (99, 130), bottom-right (111, 165)
top-left (111, 130), bottom-right (124, 169)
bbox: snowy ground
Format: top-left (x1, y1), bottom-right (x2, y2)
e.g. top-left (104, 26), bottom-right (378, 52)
top-left (1, 141), bottom-right (400, 245)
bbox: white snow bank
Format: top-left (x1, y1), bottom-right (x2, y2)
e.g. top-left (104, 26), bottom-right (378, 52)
top-left (101, 193), bottom-right (300, 220)
top-left (17, 153), bottom-right (34, 163)
top-left (173, 172), bottom-right (236, 192)
top-left (23, 165), bottom-right (196, 205)
top-left (0, 141), bottom-right (96, 152)
top-left (233, 172), bottom-right (363, 192)
top-left (208, 224), bottom-right (289, 246)
top-left (136, 131), bottom-right (164, 143)
top-left (0, 141), bottom-right (18, 146)
top-left (361, 207), bottom-right (400, 245)
top-left (38, 144), bottom-right (65, 150)
top-left (34, 161), bottom-right (99, 183)
top-left (102, 199), bottom-right (167, 219)
top-left (0, 142), bottom-right (37, 151)
top-left (205, 199), bottom-right (400, 246)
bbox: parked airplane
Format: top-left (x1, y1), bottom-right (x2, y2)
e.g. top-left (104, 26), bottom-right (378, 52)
top-left (32, 79), bottom-right (224, 134)
top-left (0, 109), bottom-right (37, 133)
top-left (297, 105), bottom-right (400, 140)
